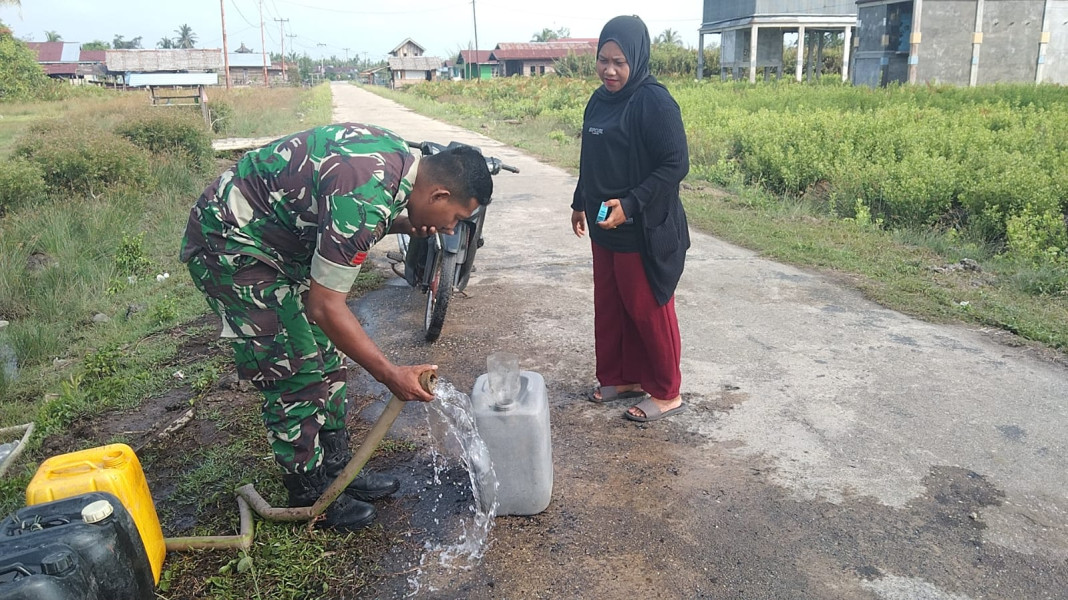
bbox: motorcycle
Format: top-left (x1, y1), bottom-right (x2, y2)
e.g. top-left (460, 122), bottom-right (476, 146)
top-left (390, 140), bottom-right (518, 342)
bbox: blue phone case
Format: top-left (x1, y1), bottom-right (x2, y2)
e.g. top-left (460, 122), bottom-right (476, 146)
top-left (596, 202), bottom-right (609, 222)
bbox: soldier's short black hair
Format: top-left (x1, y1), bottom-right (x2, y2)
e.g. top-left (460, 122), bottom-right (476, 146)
top-left (421, 146), bottom-right (494, 206)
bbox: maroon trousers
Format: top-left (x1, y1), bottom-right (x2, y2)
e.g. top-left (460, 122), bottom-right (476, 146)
top-left (592, 243), bottom-right (682, 400)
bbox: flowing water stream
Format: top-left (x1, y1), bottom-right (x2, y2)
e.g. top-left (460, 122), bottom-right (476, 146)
top-left (405, 381), bottom-right (499, 596)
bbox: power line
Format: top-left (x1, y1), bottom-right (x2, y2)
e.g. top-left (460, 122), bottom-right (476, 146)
top-left (229, 0), bottom-right (258, 30)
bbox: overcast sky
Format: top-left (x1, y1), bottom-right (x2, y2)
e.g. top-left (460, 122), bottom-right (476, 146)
top-left (1, 0), bottom-right (705, 61)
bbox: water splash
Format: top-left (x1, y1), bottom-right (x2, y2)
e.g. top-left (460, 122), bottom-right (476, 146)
top-left (406, 381), bottom-right (499, 596)
top-left (0, 339), bottom-right (17, 384)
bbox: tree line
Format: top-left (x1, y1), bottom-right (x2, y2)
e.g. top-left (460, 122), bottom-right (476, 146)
top-left (31, 24), bottom-right (197, 50)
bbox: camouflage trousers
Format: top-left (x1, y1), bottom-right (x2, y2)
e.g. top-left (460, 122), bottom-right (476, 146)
top-left (185, 249), bottom-right (348, 474)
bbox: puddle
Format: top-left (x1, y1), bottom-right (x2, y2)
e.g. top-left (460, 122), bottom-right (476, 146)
top-left (404, 381), bottom-right (499, 596)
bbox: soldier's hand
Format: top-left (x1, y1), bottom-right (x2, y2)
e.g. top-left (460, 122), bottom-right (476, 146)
top-left (391, 216), bottom-right (434, 238)
top-left (382, 364), bottom-right (437, 402)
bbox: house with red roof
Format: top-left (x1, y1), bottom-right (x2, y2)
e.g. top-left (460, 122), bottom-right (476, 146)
top-left (488, 39), bottom-right (596, 77)
top-left (25, 42), bottom-right (106, 83)
top-left (453, 49), bottom-right (497, 80)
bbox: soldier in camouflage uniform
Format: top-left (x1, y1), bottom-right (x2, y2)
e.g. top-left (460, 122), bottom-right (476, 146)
top-left (180, 123), bottom-right (493, 531)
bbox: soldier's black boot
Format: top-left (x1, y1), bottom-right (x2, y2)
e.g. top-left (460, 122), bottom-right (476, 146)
top-left (282, 465), bottom-right (376, 531)
top-left (319, 429), bottom-right (400, 502)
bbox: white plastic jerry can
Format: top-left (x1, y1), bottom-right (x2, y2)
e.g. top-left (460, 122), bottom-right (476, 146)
top-left (471, 370), bottom-right (553, 516)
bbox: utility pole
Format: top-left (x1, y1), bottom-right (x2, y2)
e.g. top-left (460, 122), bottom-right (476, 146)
top-left (471, 0), bottom-right (480, 81)
top-left (316, 42), bottom-right (326, 83)
top-left (219, 0), bottom-right (232, 89)
top-left (274, 18), bottom-right (289, 80)
top-left (259, 0), bottom-right (269, 86)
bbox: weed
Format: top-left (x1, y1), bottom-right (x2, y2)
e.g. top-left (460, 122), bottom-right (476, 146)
top-left (152, 295), bottom-right (181, 326)
top-left (83, 345), bottom-right (121, 380)
top-left (191, 364), bottom-right (220, 394)
top-left (115, 232), bottom-right (155, 277)
top-left (0, 157), bottom-right (47, 214)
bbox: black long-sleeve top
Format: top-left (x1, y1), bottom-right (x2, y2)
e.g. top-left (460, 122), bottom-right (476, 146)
top-left (572, 78), bottom-right (690, 305)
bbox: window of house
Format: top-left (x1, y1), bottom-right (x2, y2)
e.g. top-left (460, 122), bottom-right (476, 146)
top-left (530, 65), bottom-right (536, 76)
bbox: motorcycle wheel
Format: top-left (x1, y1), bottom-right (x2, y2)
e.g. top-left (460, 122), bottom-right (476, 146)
top-left (425, 250), bottom-right (458, 342)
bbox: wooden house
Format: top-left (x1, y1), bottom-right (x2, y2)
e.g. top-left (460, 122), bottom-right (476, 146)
top-left (454, 49), bottom-right (497, 80)
top-left (488, 40), bottom-right (596, 76)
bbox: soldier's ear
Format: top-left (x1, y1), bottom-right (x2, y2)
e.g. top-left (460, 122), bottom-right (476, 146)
top-left (429, 187), bottom-right (451, 204)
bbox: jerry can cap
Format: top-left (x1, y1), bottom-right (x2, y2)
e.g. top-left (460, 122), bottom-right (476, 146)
top-left (81, 499), bottom-right (115, 523)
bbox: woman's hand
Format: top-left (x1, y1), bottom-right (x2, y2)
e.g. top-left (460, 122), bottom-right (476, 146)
top-left (571, 209), bottom-right (587, 237)
top-left (597, 198), bottom-right (627, 230)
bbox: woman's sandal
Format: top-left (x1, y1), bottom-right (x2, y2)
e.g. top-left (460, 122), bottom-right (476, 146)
top-left (586, 386), bottom-right (648, 404)
top-left (624, 398), bottom-right (687, 422)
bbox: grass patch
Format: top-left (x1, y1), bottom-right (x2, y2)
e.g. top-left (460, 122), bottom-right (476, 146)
top-left (208, 83), bottom-right (332, 137)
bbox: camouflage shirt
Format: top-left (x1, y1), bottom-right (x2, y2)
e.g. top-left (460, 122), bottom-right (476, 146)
top-left (180, 123), bottom-right (419, 293)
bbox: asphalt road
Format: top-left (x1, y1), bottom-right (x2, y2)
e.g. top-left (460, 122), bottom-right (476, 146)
top-left (330, 82), bottom-right (1068, 599)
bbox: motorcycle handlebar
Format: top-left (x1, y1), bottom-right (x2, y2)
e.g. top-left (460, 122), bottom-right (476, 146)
top-left (406, 139), bottom-right (519, 175)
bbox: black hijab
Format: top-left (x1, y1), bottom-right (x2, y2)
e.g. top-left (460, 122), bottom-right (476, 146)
top-left (593, 15), bottom-right (653, 104)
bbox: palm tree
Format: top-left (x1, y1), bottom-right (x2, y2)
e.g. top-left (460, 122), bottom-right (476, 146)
top-left (157, 37), bottom-right (175, 49)
top-left (112, 34), bottom-right (143, 49)
top-left (45, 30), bottom-right (62, 42)
top-left (655, 29), bottom-right (683, 47)
top-left (531, 28), bottom-right (558, 43)
top-left (174, 24), bottom-right (196, 49)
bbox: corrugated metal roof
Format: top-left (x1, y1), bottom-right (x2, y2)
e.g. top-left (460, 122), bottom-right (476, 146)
top-left (80, 50), bottom-right (106, 63)
top-left (387, 56), bottom-right (443, 70)
top-left (26, 42), bottom-right (82, 62)
top-left (490, 41), bottom-right (596, 61)
top-left (456, 50), bottom-right (495, 64)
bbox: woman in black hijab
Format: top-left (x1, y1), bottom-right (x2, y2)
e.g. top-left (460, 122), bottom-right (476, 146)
top-left (571, 15), bottom-right (690, 422)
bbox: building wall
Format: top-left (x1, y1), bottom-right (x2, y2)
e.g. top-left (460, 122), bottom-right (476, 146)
top-left (500, 59), bottom-right (555, 76)
top-left (720, 29), bottom-right (785, 67)
top-left (394, 41), bottom-right (423, 58)
top-left (973, 0), bottom-right (1044, 84)
top-left (917, 0), bottom-right (977, 84)
top-left (855, 0), bottom-right (1064, 86)
top-left (1046, 0), bottom-right (1068, 82)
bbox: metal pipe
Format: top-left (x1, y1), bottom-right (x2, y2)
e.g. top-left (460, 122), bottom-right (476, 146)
top-left (0, 422), bottom-right (35, 478)
top-left (164, 496), bottom-right (253, 551)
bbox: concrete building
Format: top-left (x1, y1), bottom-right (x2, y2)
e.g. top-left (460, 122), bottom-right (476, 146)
top-left (698, 0), bottom-right (857, 82)
top-left (853, 0), bottom-right (1067, 87)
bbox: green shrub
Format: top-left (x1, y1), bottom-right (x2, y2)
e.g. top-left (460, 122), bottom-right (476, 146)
top-left (1005, 203), bottom-right (1068, 265)
top-left (0, 26), bottom-right (52, 101)
top-left (14, 122), bottom-right (152, 197)
top-left (115, 109), bottom-right (214, 171)
top-left (207, 100), bottom-right (235, 134)
top-left (0, 157), bottom-right (48, 214)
